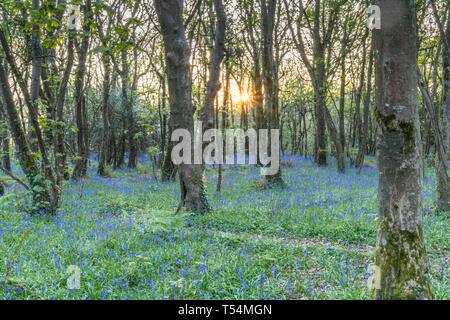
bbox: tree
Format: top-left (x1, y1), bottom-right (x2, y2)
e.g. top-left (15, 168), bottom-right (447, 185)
top-left (261, 0), bottom-right (285, 184)
top-left (0, 108), bottom-right (11, 172)
top-left (96, 9), bottom-right (114, 177)
top-left (415, 0), bottom-right (449, 211)
top-left (118, 0), bottom-right (141, 169)
top-left (0, 57), bottom-right (52, 212)
top-left (154, 0), bottom-right (209, 212)
top-left (0, 0), bottom-right (61, 211)
top-left (437, 1), bottom-right (450, 210)
top-left (372, 0), bottom-right (432, 299)
top-left (72, 0), bottom-right (92, 180)
top-left (284, 0), bottom-right (346, 172)
top-left (200, 0), bottom-right (226, 162)
top-left (357, 42), bottom-right (374, 173)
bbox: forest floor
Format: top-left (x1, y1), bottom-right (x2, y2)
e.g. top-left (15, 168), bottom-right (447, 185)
top-left (0, 155), bottom-right (448, 300)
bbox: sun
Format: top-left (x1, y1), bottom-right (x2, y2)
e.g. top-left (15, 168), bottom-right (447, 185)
top-left (239, 93), bottom-right (250, 103)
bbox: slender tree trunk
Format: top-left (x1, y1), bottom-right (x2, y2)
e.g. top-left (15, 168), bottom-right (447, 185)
top-left (98, 53), bottom-right (112, 176)
top-left (372, 0), bottom-right (432, 300)
top-left (72, 0), bottom-right (91, 180)
top-left (355, 31), bottom-right (369, 166)
top-left (54, 34), bottom-right (75, 181)
top-left (358, 44), bottom-right (374, 173)
top-left (323, 103), bottom-right (345, 174)
top-left (157, 70), bottom-right (167, 168)
top-left (253, 50), bottom-right (265, 164)
top-left (312, 0), bottom-right (327, 166)
top-left (0, 58), bottom-right (51, 212)
top-left (116, 133), bottom-right (126, 168)
top-left (262, 0), bottom-right (284, 185)
top-left (200, 0), bottom-right (226, 150)
top-left (338, 25), bottom-right (348, 155)
top-left (0, 0), bottom-right (59, 209)
top-left (121, 45), bottom-right (137, 169)
top-left (161, 125), bottom-right (177, 181)
top-left (0, 108), bottom-right (10, 171)
top-left (200, 0), bottom-right (226, 200)
top-left (217, 53), bottom-right (233, 193)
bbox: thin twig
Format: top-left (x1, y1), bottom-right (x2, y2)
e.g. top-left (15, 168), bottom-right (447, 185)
top-left (0, 164), bottom-right (30, 190)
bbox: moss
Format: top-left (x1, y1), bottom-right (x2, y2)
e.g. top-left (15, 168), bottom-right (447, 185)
top-left (373, 109), bottom-right (418, 155)
top-left (371, 214), bottom-right (433, 300)
top-left (399, 122), bottom-right (417, 155)
top-left (373, 109), bottom-right (396, 130)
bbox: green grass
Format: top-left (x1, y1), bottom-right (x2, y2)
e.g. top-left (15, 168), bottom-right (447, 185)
top-left (0, 155), bottom-right (448, 300)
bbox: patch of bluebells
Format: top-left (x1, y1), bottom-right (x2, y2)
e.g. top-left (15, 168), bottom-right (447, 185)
top-left (0, 154), bottom-right (446, 300)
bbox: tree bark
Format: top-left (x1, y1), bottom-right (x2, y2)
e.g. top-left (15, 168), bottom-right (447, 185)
top-left (0, 108), bottom-right (10, 171)
top-left (98, 53), bottom-right (112, 176)
top-left (0, 58), bottom-right (51, 212)
top-left (261, 0), bottom-right (284, 185)
top-left (121, 41), bottom-right (138, 169)
top-left (200, 0), bottom-right (226, 135)
top-left (0, 0), bottom-right (59, 209)
top-left (72, 0), bottom-right (92, 180)
top-left (358, 43), bottom-right (374, 173)
top-left (284, 0), bottom-right (329, 166)
top-left (372, 0), bottom-right (432, 300)
top-left (155, 0), bottom-right (209, 212)
top-left (54, 34), bottom-right (75, 181)
top-left (338, 24), bottom-right (348, 157)
top-left (311, 0), bottom-right (327, 166)
top-left (355, 30), bottom-right (369, 167)
top-left (437, 6), bottom-right (450, 211)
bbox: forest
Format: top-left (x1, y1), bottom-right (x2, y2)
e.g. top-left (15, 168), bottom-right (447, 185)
top-left (0, 0), bottom-right (448, 301)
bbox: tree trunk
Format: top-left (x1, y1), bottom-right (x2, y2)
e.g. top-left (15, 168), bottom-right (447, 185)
top-left (437, 7), bottom-right (450, 211)
top-left (72, 0), bottom-right (91, 180)
top-left (155, 0), bottom-right (209, 212)
top-left (355, 31), bottom-right (369, 167)
top-left (312, 0), bottom-right (327, 166)
top-left (200, 0), bottom-right (226, 153)
top-left (0, 0), bottom-right (59, 209)
top-left (0, 108), bottom-right (10, 171)
top-left (54, 34), bottom-right (75, 181)
top-left (323, 102), bottom-right (345, 174)
top-left (262, 0), bottom-right (284, 185)
top-left (116, 133), bottom-right (126, 168)
top-left (98, 53), bottom-right (112, 176)
top-left (358, 43), bottom-right (374, 173)
top-left (122, 45), bottom-right (137, 169)
top-left (372, 0), bottom-right (432, 300)
top-left (161, 134), bottom-right (177, 181)
top-left (0, 58), bottom-right (51, 212)
top-left (338, 25), bottom-right (347, 156)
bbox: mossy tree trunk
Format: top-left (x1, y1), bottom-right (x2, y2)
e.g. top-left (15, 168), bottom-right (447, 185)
top-left (372, 0), bottom-right (432, 300)
top-left (438, 6), bottom-right (450, 211)
top-left (0, 58), bottom-right (51, 212)
top-left (0, 0), bottom-right (60, 211)
top-left (155, 0), bottom-right (209, 212)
